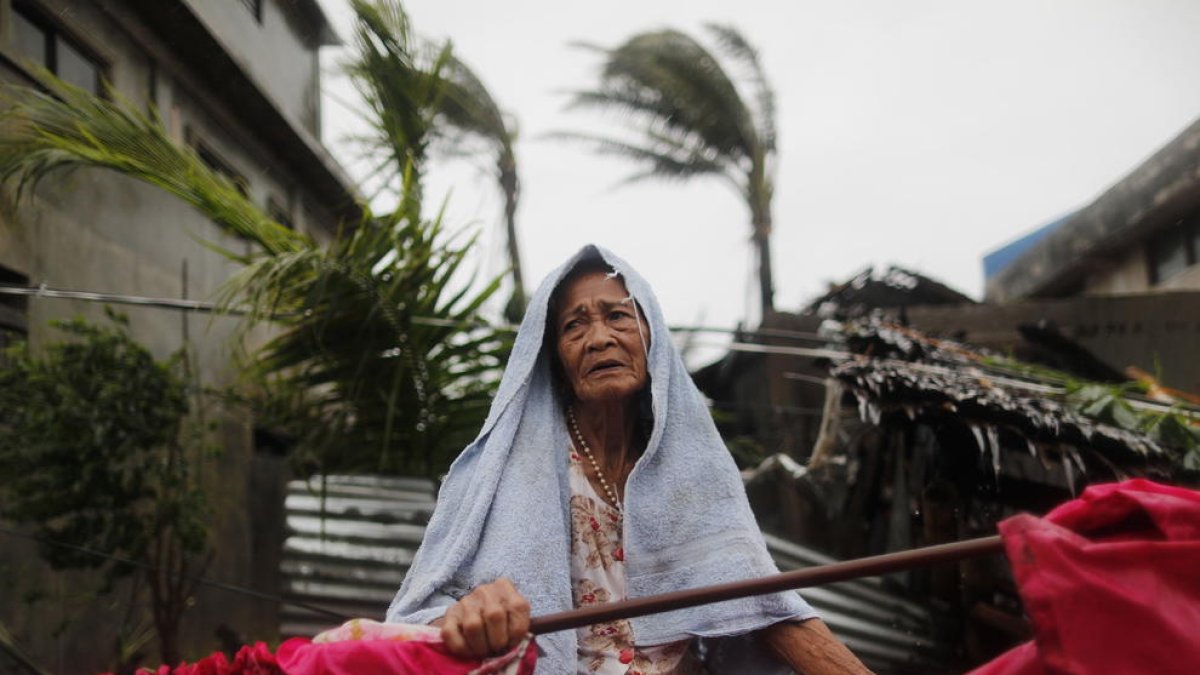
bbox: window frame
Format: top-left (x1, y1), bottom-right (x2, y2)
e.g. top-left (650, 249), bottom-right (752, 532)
top-left (1147, 213), bottom-right (1200, 286)
top-left (10, 2), bottom-right (106, 95)
top-left (267, 195), bottom-right (295, 231)
top-left (187, 127), bottom-right (251, 198)
top-left (0, 266), bottom-right (29, 365)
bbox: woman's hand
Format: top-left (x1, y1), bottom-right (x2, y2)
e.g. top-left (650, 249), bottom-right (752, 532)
top-left (435, 578), bottom-right (532, 659)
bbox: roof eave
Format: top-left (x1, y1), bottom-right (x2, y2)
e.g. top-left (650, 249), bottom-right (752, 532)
top-left (986, 116), bottom-right (1200, 303)
top-left (127, 1), bottom-right (361, 226)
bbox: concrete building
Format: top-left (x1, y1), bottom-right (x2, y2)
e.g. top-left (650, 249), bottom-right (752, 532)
top-left (970, 116), bottom-right (1200, 393)
top-left (986, 116), bottom-right (1200, 301)
top-left (0, 1), bottom-right (357, 671)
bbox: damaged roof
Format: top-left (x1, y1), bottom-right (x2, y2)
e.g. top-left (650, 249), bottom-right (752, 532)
top-left (825, 318), bottom-right (1199, 482)
top-left (805, 265), bottom-right (976, 320)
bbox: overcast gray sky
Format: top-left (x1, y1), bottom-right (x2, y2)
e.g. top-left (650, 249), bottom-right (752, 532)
top-left (317, 0), bottom-right (1200, 345)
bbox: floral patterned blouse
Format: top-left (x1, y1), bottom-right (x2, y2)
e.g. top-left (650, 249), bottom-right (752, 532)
top-left (567, 442), bottom-right (704, 675)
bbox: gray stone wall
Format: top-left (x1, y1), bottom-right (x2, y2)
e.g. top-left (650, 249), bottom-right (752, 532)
top-left (0, 1), bottom-right (350, 671)
top-left (909, 292), bottom-right (1200, 394)
top-left (183, 0), bottom-right (326, 136)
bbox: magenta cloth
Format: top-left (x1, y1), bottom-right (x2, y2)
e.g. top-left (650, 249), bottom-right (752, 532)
top-left (275, 637), bottom-right (538, 675)
top-left (117, 633), bottom-right (537, 675)
top-left (969, 479), bottom-right (1200, 675)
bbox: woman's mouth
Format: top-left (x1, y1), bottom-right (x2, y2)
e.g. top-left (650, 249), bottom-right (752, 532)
top-left (587, 360), bottom-right (625, 375)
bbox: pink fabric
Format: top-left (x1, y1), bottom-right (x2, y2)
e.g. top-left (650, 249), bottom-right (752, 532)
top-left (275, 636), bottom-right (537, 675)
top-left (969, 479), bottom-right (1200, 675)
top-left (114, 621), bottom-right (537, 675)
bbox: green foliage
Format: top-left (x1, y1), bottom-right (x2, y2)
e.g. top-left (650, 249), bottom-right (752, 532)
top-left (559, 24), bottom-right (779, 313)
top-left (0, 311), bottom-right (209, 663)
top-left (0, 310), bottom-right (204, 575)
top-left (1066, 382), bottom-right (1200, 470)
top-left (0, 70), bottom-right (305, 260)
top-left (345, 1), bottom-right (526, 320)
top-left (0, 66), bottom-right (509, 478)
top-left (344, 0), bottom-right (452, 216)
top-left (227, 206), bottom-right (509, 476)
top-left (435, 55), bottom-right (525, 320)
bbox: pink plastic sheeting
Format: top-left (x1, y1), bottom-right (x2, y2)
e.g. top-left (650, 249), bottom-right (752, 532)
top-left (969, 479), bottom-right (1200, 675)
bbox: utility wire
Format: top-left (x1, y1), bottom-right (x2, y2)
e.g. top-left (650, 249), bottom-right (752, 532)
top-left (0, 525), bottom-right (352, 623)
top-left (0, 284), bottom-right (832, 345)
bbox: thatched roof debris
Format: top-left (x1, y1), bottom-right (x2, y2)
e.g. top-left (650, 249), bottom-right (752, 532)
top-left (807, 265), bottom-right (977, 321)
top-left (824, 318), bottom-right (1196, 483)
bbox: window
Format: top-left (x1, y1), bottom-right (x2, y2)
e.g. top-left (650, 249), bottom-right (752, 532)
top-left (11, 4), bottom-right (103, 94)
top-left (1148, 214), bottom-right (1200, 285)
top-left (191, 134), bottom-right (249, 197)
top-left (268, 196), bottom-right (295, 231)
top-left (0, 266), bottom-right (29, 364)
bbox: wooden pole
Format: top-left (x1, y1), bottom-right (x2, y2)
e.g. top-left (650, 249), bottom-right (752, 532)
top-left (529, 535), bottom-right (1004, 635)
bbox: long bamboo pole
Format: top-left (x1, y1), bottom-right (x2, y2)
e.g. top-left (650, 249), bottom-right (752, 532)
top-left (530, 535), bottom-right (1004, 635)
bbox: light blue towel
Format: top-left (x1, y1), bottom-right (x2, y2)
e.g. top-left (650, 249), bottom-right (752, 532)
top-left (386, 245), bottom-right (816, 672)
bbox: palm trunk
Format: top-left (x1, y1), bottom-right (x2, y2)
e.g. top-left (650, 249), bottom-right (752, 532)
top-left (749, 170), bottom-right (775, 317)
top-left (499, 155), bottom-right (526, 323)
top-left (754, 222), bottom-right (775, 316)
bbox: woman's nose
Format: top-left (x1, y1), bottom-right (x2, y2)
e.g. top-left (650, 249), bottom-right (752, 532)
top-left (584, 322), bottom-right (616, 349)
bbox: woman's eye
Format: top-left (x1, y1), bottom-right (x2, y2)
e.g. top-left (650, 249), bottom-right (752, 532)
top-left (609, 310), bottom-right (631, 321)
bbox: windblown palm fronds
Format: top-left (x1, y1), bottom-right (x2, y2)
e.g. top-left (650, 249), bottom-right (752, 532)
top-left (346, 1), bottom-right (527, 321)
top-left (227, 202), bottom-right (508, 475)
top-left (344, 0), bottom-right (451, 218)
top-left (436, 56), bottom-right (526, 321)
top-left (0, 71), bottom-right (306, 259)
top-left (0, 70), bottom-right (507, 476)
top-left (559, 25), bottom-right (780, 315)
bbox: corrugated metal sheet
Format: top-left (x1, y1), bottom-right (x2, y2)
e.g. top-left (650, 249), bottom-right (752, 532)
top-left (281, 475), bottom-right (435, 638)
top-left (282, 476), bottom-right (950, 672)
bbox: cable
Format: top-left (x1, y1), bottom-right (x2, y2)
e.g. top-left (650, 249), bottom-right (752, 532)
top-left (0, 526), bottom-right (352, 622)
top-left (0, 283), bottom-right (832, 343)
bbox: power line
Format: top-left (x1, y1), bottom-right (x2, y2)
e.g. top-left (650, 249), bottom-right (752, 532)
top-left (0, 283), bottom-right (834, 346)
top-left (0, 525), bottom-right (352, 623)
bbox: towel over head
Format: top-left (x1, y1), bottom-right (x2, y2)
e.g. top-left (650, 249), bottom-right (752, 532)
top-left (386, 245), bottom-right (816, 672)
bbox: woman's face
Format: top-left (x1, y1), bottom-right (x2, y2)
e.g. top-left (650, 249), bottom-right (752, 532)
top-left (554, 270), bottom-right (650, 405)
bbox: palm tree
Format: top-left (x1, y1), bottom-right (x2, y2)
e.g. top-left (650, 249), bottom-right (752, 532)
top-left (0, 71), bottom-right (506, 476)
top-left (346, 1), bottom-right (526, 321)
top-left (560, 25), bottom-right (780, 316)
top-left (343, 0), bottom-right (451, 219)
top-left (436, 56), bottom-right (526, 322)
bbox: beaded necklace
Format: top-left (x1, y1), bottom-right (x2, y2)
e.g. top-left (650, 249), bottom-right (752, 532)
top-left (567, 406), bottom-right (624, 513)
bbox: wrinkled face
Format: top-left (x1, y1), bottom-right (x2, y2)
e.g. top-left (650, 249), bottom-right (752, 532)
top-left (554, 271), bottom-right (650, 404)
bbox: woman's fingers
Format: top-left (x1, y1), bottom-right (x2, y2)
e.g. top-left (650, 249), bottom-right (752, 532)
top-left (440, 578), bottom-right (531, 659)
top-left (501, 579), bottom-right (532, 642)
top-left (458, 598), bottom-right (490, 657)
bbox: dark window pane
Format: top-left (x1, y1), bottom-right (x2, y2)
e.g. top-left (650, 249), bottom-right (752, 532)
top-left (268, 198), bottom-right (295, 230)
top-left (1190, 217), bottom-right (1200, 266)
top-left (57, 38), bottom-right (100, 94)
top-left (12, 10), bottom-right (48, 66)
top-left (195, 141), bottom-right (249, 196)
top-left (1149, 229), bottom-right (1189, 284)
top-left (0, 265), bottom-right (28, 367)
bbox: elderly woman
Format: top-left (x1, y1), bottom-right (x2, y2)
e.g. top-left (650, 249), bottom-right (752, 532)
top-left (388, 246), bottom-right (868, 674)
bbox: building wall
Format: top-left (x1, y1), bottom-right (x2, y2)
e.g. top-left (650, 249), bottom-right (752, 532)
top-left (182, 0), bottom-right (324, 136)
top-left (1083, 246), bottom-right (1152, 295)
top-left (908, 292), bottom-right (1200, 395)
top-left (1160, 262), bottom-right (1200, 290)
top-left (1082, 221), bottom-right (1200, 295)
top-left (986, 116), bottom-right (1200, 303)
top-left (0, 1), bottom-right (349, 671)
